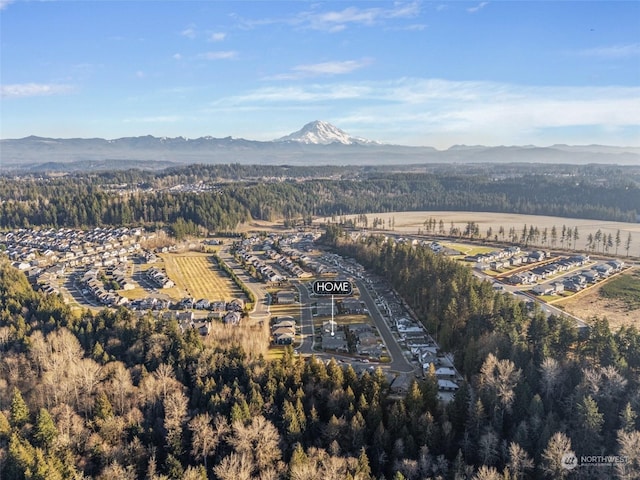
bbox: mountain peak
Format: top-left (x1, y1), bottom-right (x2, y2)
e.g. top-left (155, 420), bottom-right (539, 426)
top-left (275, 120), bottom-right (379, 145)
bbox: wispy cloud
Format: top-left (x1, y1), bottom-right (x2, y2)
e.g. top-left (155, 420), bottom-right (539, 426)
top-left (0, 0), bottom-right (14, 10)
top-left (214, 84), bottom-right (373, 105)
top-left (211, 78), bottom-right (640, 145)
top-left (1, 83), bottom-right (74, 98)
top-left (467, 2), bottom-right (489, 13)
top-left (209, 32), bottom-right (227, 42)
top-left (267, 59), bottom-right (372, 80)
top-left (578, 43), bottom-right (640, 59)
top-left (197, 51), bottom-right (237, 60)
top-left (300, 2), bottom-right (420, 32)
top-left (181, 26), bottom-right (197, 39)
top-left (237, 2), bottom-right (420, 33)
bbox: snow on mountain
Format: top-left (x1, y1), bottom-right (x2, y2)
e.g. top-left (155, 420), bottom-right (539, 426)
top-left (275, 120), bottom-right (380, 145)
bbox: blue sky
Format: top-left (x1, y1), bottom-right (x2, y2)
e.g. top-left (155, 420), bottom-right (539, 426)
top-left (1, 1), bottom-right (639, 147)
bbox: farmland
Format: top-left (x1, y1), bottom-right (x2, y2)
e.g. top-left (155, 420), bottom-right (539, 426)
top-left (319, 211), bottom-right (640, 257)
top-left (160, 252), bottom-right (246, 302)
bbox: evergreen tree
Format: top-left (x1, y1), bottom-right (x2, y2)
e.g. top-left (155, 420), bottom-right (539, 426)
top-left (10, 387), bottom-right (30, 428)
top-left (34, 408), bottom-right (58, 451)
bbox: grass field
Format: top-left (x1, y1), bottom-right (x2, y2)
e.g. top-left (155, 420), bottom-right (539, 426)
top-left (441, 242), bottom-right (496, 256)
top-left (599, 270), bottom-right (640, 310)
top-left (160, 253), bottom-right (245, 301)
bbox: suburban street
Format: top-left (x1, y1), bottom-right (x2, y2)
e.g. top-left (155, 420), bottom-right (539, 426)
top-left (295, 281), bottom-right (317, 355)
top-left (352, 278), bottom-right (415, 373)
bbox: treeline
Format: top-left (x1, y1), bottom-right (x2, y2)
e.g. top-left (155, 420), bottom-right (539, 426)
top-left (0, 168), bottom-right (638, 232)
top-left (210, 253), bottom-right (256, 306)
top-left (0, 185), bottom-right (249, 232)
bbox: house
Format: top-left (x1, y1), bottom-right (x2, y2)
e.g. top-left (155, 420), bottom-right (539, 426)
top-left (390, 374), bottom-right (412, 395)
top-left (223, 311), bottom-right (241, 325)
top-left (272, 320), bottom-right (296, 329)
top-left (277, 290), bottom-right (296, 304)
top-left (529, 251), bottom-right (546, 262)
top-left (178, 311), bottom-right (194, 323)
top-left (607, 260), bottom-right (624, 272)
top-left (272, 326), bottom-right (296, 338)
top-left (593, 264), bottom-right (614, 276)
top-left (435, 367), bottom-right (457, 380)
top-left (322, 332), bottom-right (348, 352)
top-left (532, 284), bottom-right (554, 296)
top-left (581, 270), bottom-right (599, 283)
top-left (437, 379), bottom-right (459, 392)
top-left (228, 298), bottom-right (245, 312)
top-left (347, 323), bottom-right (373, 334)
top-left (210, 301), bottom-right (226, 312)
top-left (195, 299), bottom-right (210, 310)
top-left (194, 320), bottom-right (212, 336)
top-left (341, 298), bottom-right (365, 314)
top-left (357, 332), bottom-right (379, 348)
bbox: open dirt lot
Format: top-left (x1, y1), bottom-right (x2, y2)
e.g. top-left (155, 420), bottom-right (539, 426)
top-left (160, 253), bottom-right (245, 301)
top-left (317, 211), bottom-right (640, 258)
top-left (555, 269), bottom-right (640, 331)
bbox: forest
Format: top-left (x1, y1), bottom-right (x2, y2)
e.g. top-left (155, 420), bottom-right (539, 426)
top-left (1, 225), bottom-right (639, 478)
top-left (0, 164), bottom-right (639, 232)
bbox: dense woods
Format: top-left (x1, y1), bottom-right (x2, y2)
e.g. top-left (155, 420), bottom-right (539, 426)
top-left (1, 224), bottom-right (639, 479)
top-left (0, 164), bottom-right (638, 231)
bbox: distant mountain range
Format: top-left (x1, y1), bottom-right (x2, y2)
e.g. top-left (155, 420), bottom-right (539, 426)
top-left (1, 121), bottom-right (639, 171)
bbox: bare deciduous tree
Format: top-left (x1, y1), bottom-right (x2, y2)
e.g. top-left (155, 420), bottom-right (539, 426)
top-left (542, 432), bottom-right (574, 479)
top-left (188, 413), bottom-right (216, 469)
top-left (213, 452), bottom-right (254, 480)
top-left (507, 441), bottom-right (533, 480)
top-left (616, 429), bottom-right (640, 479)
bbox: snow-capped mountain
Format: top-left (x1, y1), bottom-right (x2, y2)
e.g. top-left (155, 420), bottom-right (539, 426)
top-left (275, 120), bottom-right (380, 145)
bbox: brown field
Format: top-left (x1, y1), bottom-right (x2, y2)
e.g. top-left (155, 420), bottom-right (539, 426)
top-left (555, 267), bottom-right (640, 331)
top-left (317, 211), bottom-right (640, 258)
top-left (160, 253), bottom-right (245, 301)
top-left (206, 321), bottom-right (271, 360)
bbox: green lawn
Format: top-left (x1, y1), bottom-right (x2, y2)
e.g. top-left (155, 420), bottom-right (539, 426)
top-left (442, 243), bottom-right (496, 256)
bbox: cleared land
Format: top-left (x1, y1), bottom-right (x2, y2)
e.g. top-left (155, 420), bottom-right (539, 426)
top-left (160, 253), bottom-right (245, 301)
top-left (556, 267), bottom-right (640, 330)
top-left (317, 211), bottom-right (640, 257)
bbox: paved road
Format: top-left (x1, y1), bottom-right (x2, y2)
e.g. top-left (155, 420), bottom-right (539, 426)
top-left (295, 282), bottom-right (317, 355)
top-left (352, 278), bottom-right (415, 373)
